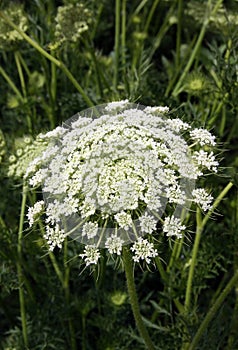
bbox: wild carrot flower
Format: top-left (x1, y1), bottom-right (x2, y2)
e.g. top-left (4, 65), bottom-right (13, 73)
top-left (24, 102), bottom-right (219, 265)
top-left (50, 3), bottom-right (93, 48)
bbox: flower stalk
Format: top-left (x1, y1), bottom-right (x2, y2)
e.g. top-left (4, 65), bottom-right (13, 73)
top-left (17, 183), bottom-right (29, 348)
top-left (123, 246), bottom-right (155, 350)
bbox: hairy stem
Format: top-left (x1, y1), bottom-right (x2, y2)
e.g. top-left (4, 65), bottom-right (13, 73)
top-left (123, 247), bottom-right (155, 350)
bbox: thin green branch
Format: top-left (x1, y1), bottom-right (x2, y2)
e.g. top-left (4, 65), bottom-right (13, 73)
top-left (17, 183), bottom-right (29, 348)
top-left (114, 0), bottom-right (121, 90)
top-left (184, 207), bottom-right (202, 312)
top-left (144, 0), bottom-right (160, 34)
top-left (175, 0), bottom-right (183, 69)
top-left (0, 65), bottom-right (24, 101)
top-left (121, 0), bottom-right (127, 70)
top-left (14, 51), bottom-right (27, 98)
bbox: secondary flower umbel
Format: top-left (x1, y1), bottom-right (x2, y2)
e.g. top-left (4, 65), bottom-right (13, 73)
top-left (25, 101), bottom-right (218, 266)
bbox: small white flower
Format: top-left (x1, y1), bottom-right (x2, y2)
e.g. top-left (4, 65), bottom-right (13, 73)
top-left (166, 185), bottom-right (186, 205)
top-left (193, 150), bottom-right (219, 172)
top-left (29, 168), bottom-right (48, 187)
top-left (166, 118), bottom-right (191, 132)
top-left (144, 106), bottom-right (169, 114)
top-left (44, 224), bottom-right (66, 251)
top-left (105, 100), bottom-right (129, 111)
top-left (192, 188), bottom-right (213, 211)
top-left (105, 234), bottom-right (124, 255)
top-left (79, 198), bottom-right (96, 218)
top-left (139, 212), bottom-right (157, 234)
top-left (163, 215), bottom-right (186, 239)
top-left (27, 200), bottom-right (44, 227)
top-left (131, 238), bottom-right (158, 264)
top-left (190, 128), bottom-right (216, 146)
top-left (114, 211), bottom-right (132, 230)
top-left (80, 245), bottom-right (100, 266)
top-left (82, 221), bottom-right (98, 239)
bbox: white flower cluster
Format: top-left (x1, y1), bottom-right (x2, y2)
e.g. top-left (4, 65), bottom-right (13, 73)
top-left (80, 245), bottom-right (100, 266)
top-left (192, 188), bottom-right (213, 211)
top-left (44, 224), bottom-right (66, 251)
top-left (190, 128), bottom-right (216, 146)
top-left (27, 200), bottom-right (44, 227)
top-left (25, 102), bottom-right (219, 265)
top-left (131, 238), bottom-right (158, 264)
top-left (163, 215), bottom-right (186, 239)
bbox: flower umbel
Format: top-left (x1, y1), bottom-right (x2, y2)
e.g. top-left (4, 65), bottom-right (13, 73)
top-left (163, 215), bottom-right (186, 239)
top-left (24, 102), bottom-right (219, 265)
top-left (27, 200), bottom-right (44, 227)
top-left (131, 238), bottom-right (158, 264)
top-left (80, 245), bottom-right (100, 266)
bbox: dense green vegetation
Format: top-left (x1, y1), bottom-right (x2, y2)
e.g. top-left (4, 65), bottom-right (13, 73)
top-left (0, 0), bottom-right (238, 349)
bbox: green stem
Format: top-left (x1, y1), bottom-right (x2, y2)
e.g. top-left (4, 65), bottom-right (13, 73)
top-left (83, 36), bottom-right (104, 99)
top-left (17, 51), bottom-right (31, 77)
top-left (63, 240), bottom-right (77, 350)
top-left (184, 181), bottom-right (233, 313)
top-left (201, 181), bottom-right (233, 228)
top-left (172, 0), bottom-right (223, 97)
top-left (148, 3), bottom-right (175, 61)
top-left (39, 221), bottom-right (76, 349)
top-left (189, 269), bottom-right (238, 350)
top-left (17, 183), bottom-right (29, 348)
top-left (14, 51), bottom-right (27, 98)
top-left (0, 65), bottom-right (24, 101)
top-left (114, 0), bottom-right (121, 90)
top-left (123, 247), bottom-right (155, 350)
top-left (226, 190), bottom-right (238, 350)
top-left (50, 53), bottom-right (57, 103)
top-left (154, 256), bottom-right (167, 282)
top-left (175, 0), bottom-right (183, 70)
top-left (165, 35), bottom-right (196, 97)
top-left (0, 10), bottom-right (93, 107)
top-left (184, 207), bottom-right (202, 312)
top-left (38, 220), bottom-right (64, 286)
top-left (167, 238), bottom-right (180, 272)
top-left (121, 0), bottom-right (126, 70)
top-left (14, 51), bottom-right (32, 132)
top-left (144, 0), bottom-right (160, 34)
